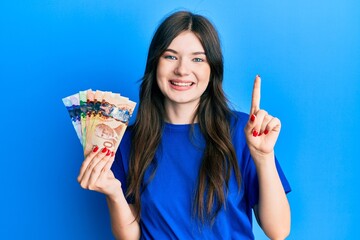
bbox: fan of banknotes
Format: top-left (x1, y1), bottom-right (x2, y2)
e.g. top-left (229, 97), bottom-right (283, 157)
top-left (62, 89), bottom-right (136, 156)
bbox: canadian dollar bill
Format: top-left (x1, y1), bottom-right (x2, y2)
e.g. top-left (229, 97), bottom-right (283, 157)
top-left (63, 90), bottom-right (136, 156)
top-left (62, 93), bottom-right (82, 144)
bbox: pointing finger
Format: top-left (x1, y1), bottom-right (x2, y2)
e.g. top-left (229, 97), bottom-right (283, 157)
top-left (250, 75), bottom-right (261, 115)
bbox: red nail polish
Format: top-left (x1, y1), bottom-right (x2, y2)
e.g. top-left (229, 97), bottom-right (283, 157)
top-left (92, 146), bottom-right (99, 153)
top-left (106, 149), bottom-right (111, 156)
top-left (102, 147), bottom-right (107, 153)
top-left (258, 133), bottom-right (262, 136)
top-left (264, 129), bottom-right (269, 135)
top-left (111, 152), bottom-right (114, 157)
top-left (250, 114), bottom-right (255, 122)
top-left (253, 130), bottom-right (258, 137)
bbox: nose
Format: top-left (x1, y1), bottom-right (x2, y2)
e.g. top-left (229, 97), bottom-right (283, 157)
top-left (174, 59), bottom-right (190, 76)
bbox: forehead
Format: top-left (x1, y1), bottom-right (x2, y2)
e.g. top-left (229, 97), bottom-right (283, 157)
top-left (168, 31), bottom-right (204, 52)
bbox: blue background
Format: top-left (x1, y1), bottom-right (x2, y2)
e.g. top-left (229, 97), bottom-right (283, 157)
top-left (1, 0), bottom-right (359, 239)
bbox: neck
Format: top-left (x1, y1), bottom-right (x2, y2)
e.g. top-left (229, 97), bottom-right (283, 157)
top-left (164, 101), bottom-right (198, 124)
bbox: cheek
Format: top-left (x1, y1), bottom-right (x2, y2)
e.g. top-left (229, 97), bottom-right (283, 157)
top-left (200, 66), bottom-right (211, 84)
top-left (156, 63), bottom-right (161, 79)
top-left (156, 62), bottom-right (169, 82)
top-left (156, 66), bottom-right (167, 94)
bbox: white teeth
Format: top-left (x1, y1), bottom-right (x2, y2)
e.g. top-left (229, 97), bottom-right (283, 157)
top-left (171, 81), bottom-right (192, 87)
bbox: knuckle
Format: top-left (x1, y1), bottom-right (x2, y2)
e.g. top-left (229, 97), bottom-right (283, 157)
top-left (277, 118), bottom-right (282, 126)
top-left (92, 168), bottom-right (100, 175)
top-left (264, 114), bottom-right (271, 121)
top-left (272, 117), bottom-right (280, 124)
top-left (94, 182), bottom-right (103, 190)
top-left (258, 109), bottom-right (267, 115)
top-left (86, 161), bottom-right (93, 169)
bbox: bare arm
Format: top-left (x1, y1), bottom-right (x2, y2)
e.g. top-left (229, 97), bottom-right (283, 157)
top-left (252, 153), bottom-right (290, 239)
top-left (245, 75), bottom-right (291, 239)
top-left (77, 146), bottom-right (140, 239)
top-left (106, 197), bottom-right (140, 240)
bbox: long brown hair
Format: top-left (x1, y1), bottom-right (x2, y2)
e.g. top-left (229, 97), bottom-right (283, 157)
top-left (127, 11), bottom-right (241, 223)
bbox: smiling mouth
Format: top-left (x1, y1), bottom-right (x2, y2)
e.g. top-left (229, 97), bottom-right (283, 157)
top-left (170, 80), bottom-right (194, 87)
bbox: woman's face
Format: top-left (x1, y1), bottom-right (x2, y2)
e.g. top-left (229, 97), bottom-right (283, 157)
top-left (156, 31), bottom-right (211, 110)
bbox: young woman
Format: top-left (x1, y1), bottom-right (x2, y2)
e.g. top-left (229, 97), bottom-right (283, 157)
top-left (77, 11), bottom-right (291, 239)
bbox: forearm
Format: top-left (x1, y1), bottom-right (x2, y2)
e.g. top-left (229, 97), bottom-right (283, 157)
top-left (106, 193), bottom-right (140, 240)
top-left (254, 153), bottom-right (291, 239)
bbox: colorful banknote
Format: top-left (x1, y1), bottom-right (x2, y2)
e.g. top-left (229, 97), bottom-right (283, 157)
top-left (62, 93), bottom-right (82, 144)
top-left (63, 90), bottom-right (136, 156)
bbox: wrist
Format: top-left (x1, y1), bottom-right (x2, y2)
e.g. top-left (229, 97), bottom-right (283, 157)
top-left (251, 151), bottom-right (276, 169)
top-left (106, 186), bottom-right (124, 203)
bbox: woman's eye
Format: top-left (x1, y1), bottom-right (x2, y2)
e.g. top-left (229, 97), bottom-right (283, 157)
top-left (164, 55), bottom-right (177, 60)
top-left (193, 58), bottom-right (204, 62)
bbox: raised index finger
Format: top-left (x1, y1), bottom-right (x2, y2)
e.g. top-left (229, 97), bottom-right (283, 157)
top-left (250, 75), bottom-right (261, 114)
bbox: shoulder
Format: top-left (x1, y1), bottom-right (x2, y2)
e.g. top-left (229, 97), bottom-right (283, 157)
top-left (113, 125), bottom-right (133, 173)
top-left (227, 110), bottom-right (249, 149)
top-left (115, 125), bottom-right (133, 163)
top-left (228, 110), bottom-right (251, 163)
top-left (228, 110), bottom-right (249, 130)
top-left (119, 125), bottom-right (133, 150)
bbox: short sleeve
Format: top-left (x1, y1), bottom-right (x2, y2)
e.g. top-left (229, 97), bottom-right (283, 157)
top-left (111, 129), bottom-right (132, 197)
top-left (112, 152), bottom-right (128, 195)
top-left (245, 154), bottom-right (292, 208)
top-left (230, 111), bottom-right (291, 208)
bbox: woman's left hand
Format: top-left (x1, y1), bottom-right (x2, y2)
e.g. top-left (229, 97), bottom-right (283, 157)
top-left (244, 75), bottom-right (281, 161)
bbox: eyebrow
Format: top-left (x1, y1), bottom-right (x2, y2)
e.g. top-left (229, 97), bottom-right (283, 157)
top-left (165, 48), bottom-right (206, 56)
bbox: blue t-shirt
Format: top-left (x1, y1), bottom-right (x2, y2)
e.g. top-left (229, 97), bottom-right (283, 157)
top-left (112, 111), bottom-right (291, 239)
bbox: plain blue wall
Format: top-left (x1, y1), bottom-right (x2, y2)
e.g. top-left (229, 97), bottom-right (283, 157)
top-left (1, 0), bottom-right (359, 239)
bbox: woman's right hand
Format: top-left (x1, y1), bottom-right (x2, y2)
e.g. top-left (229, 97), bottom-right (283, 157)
top-left (77, 146), bottom-right (122, 200)
top-left (78, 147), bottom-right (140, 239)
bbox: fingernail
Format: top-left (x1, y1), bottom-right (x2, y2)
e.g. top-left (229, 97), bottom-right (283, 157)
top-left (264, 129), bottom-right (269, 135)
top-left (253, 130), bottom-right (258, 137)
top-left (257, 74), bottom-right (261, 78)
top-left (106, 149), bottom-right (111, 156)
top-left (258, 133), bottom-right (262, 136)
top-left (111, 152), bottom-right (114, 157)
top-left (102, 147), bottom-right (108, 153)
top-left (92, 146), bottom-right (99, 153)
top-left (250, 114), bottom-right (256, 122)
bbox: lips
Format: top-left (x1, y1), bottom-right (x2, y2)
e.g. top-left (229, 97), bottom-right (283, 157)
top-left (169, 80), bottom-right (194, 87)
